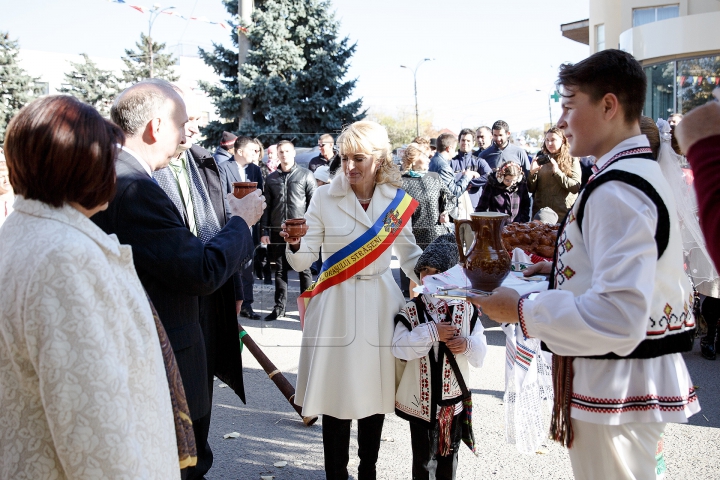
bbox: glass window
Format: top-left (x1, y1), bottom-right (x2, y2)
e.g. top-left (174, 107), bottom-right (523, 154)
top-left (644, 62), bottom-right (675, 120)
top-left (633, 5), bottom-right (679, 27)
top-left (676, 55), bottom-right (720, 114)
top-left (596, 24), bottom-right (605, 52)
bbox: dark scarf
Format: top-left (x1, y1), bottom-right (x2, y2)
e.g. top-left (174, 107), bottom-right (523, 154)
top-left (146, 295), bottom-right (197, 469)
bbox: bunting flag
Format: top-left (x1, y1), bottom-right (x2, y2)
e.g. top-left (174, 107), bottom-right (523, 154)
top-left (108, 0), bottom-right (232, 30)
top-left (676, 75), bottom-right (720, 86)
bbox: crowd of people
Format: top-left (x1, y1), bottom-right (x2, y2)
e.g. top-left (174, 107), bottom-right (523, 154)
top-left (0, 47), bottom-right (719, 480)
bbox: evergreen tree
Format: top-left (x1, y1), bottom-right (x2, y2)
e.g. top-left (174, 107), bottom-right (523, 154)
top-left (0, 32), bottom-right (42, 142)
top-left (121, 32), bottom-right (179, 84)
top-left (58, 54), bottom-right (120, 117)
top-left (199, 0), bottom-right (364, 147)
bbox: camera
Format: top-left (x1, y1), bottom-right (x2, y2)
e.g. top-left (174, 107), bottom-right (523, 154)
top-left (535, 154), bottom-right (551, 166)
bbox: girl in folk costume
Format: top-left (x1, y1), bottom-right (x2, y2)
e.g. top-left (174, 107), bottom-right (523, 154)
top-left (392, 234), bottom-right (488, 479)
top-left (282, 121), bottom-right (423, 479)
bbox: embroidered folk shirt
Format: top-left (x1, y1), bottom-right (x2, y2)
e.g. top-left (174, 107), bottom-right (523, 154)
top-left (518, 136), bottom-right (700, 425)
top-left (392, 296), bottom-right (487, 421)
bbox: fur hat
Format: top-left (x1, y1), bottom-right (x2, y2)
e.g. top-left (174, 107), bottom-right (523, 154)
top-left (220, 131), bottom-right (237, 147)
top-left (533, 207), bottom-right (559, 224)
top-left (414, 233), bottom-right (459, 278)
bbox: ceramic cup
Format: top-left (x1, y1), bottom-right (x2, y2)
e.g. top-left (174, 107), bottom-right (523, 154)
top-left (284, 218), bottom-right (308, 238)
top-left (232, 181), bottom-right (258, 199)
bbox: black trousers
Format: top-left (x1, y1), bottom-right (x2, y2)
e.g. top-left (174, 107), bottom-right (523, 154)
top-left (240, 260), bottom-right (254, 307)
top-left (409, 414), bottom-right (462, 480)
top-left (322, 414), bottom-right (385, 480)
top-left (703, 295), bottom-right (720, 345)
top-left (270, 244), bottom-right (312, 310)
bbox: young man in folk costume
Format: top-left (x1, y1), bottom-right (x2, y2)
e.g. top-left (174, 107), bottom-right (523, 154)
top-left (393, 233), bottom-right (488, 479)
top-left (471, 49), bottom-right (699, 480)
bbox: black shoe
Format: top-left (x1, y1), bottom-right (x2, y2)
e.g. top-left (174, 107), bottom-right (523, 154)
top-left (264, 278), bottom-right (272, 285)
top-left (240, 307), bottom-right (261, 320)
top-left (265, 307), bottom-right (285, 321)
top-left (700, 338), bottom-right (716, 360)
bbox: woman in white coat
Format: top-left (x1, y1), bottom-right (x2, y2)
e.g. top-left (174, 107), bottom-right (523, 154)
top-left (0, 96), bottom-right (181, 479)
top-left (283, 121), bottom-right (423, 479)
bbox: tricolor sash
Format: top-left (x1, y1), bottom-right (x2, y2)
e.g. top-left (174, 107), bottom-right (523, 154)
top-left (297, 188), bottom-right (419, 326)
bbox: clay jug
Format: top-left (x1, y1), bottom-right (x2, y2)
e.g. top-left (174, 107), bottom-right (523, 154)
top-left (454, 212), bottom-right (511, 291)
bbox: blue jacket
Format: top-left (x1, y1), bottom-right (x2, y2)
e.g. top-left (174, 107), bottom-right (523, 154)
top-left (478, 143), bottom-right (531, 177)
top-left (428, 152), bottom-right (471, 199)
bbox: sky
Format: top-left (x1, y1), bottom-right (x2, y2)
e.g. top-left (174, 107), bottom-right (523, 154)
top-left (0, 0), bottom-right (591, 133)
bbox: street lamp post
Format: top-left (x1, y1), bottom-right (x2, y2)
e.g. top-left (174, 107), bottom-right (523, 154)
top-left (147, 4), bottom-right (176, 78)
top-left (400, 58), bottom-right (433, 138)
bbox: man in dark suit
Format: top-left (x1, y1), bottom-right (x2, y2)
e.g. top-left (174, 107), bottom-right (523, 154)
top-left (91, 80), bottom-right (266, 479)
top-left (218, 136), bottom-right (265, 319)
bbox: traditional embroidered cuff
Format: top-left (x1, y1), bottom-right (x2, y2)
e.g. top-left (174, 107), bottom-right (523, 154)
top-left (518, 297), bottom-right (532, 338)
top-left (427, 322), bottom-right (440, 343)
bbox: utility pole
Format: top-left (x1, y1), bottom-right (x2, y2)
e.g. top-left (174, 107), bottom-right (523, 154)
top-left (147, 4), bottom-right (175, 79)
top-left (400, 58), bottom-right (433, 138)
top-left (238, 0), bottom-right (254, 127)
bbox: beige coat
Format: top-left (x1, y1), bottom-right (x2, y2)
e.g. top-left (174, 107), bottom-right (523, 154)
top-left (0, 198), bottom-right (179, 479)
top-left (527, 158), bottom-right (582, 218)
top-left (286, 174), bottom-right (422, 419)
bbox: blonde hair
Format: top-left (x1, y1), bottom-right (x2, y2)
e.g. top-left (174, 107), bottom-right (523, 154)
top-left (336, 121), bottom-right (402, 187)
top-left (401, 143), bottom-right (425, 172)
top-left (541, 126), bottom-right (575, 176)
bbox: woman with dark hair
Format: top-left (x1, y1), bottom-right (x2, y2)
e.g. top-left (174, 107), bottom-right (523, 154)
top-left (475, 160), bottom-right (531, 222)
top-left (0, 96), bottom-right (182, 478)
top-left (528, 127), bottom-right (582, 219)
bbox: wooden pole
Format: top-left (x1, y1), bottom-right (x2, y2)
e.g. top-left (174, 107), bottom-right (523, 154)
top-left (238, 324), bottom-right (318, 426)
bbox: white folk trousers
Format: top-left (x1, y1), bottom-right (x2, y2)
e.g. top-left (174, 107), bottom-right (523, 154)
top-left (568, 419), bottom-right (666, 480)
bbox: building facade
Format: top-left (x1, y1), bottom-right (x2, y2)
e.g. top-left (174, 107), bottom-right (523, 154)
top-left (561, 1), bottom-right (720, 120)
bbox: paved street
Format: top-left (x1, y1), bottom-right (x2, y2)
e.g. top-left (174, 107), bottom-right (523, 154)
top-left (205, 262), bottom-right (720, 480)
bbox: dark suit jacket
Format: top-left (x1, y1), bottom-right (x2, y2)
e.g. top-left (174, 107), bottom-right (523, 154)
top-left (218, 159), bottom-right (264, 201)
top-left (92, 148), bottom-right (253, 420)
top-left (218, 159), bottom-right (264, 246)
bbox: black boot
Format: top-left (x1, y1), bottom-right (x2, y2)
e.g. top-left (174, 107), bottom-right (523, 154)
top-left (323, 415), bottom-right (351, 480)
top-left (701, 337), bottom-right (716, 360)
top-left (264, 306), bottom-right (285, 321)
top-left (357, 414), bottom-right (385, 480)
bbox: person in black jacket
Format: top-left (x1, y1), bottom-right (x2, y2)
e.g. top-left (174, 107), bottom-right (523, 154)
top-left (91, 80), bottom-right (265, 480)
top-left (260, 140), bottom-right (317, 320)
top-left (475, 160), bottom-right (530, 222)
top-left (308, 133), bottom-right (341, 175)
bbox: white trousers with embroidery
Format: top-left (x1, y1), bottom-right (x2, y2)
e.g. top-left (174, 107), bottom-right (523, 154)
top-left (569, 419), bottom-right (666, 480)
